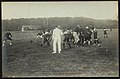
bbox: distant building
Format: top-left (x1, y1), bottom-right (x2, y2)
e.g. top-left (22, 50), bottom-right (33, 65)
top-left (21, 25), bottom-right (41, 31)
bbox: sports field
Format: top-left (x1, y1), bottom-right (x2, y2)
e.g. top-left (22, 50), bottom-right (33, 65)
top-left (2, 29), bottom-right (119, 77)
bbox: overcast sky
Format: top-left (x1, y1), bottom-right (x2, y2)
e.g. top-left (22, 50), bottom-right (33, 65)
top-left (2, 1), bottom-right (118, 20)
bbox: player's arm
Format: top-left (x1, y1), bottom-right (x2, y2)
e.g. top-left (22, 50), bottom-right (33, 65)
top-left (36, 33), bottom-right (39, 38)
top-left (60, 30), bottom-right (64, 38)
top-left (61, 30), bottom-right (63, 35)
top-left (81, 32), bottom-right (84, 36)
top-left (4, 33), bottom-right (7, 39)
top-left (52, 30), bottom-right (55, 40)
top-left (10, 33), bottom-right (12, 37)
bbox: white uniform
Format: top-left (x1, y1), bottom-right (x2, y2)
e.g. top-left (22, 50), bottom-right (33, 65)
top-left (73, 32), bottom-right (79, 44)
top-left (52, 27), bottom-right (63, 53)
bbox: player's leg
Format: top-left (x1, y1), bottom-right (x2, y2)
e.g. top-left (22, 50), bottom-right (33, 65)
top-left (88, 39), bottom-right (91, 45)
top-left (74, 37), bottom-right (77, 46)
top-left (77, 38), bottom-right (81, 46)
top-left (106, 33), bottom-right (108, 38)
top-left (58, 39), bottom-right (62, 53)
top-left (67, 37), bottom-right (71, 48)
top-left (8, 37), bottom-right (12, 46)
top-left (63, 42), bottom-right (65, 49)
top-left (76, 36), bottom-right (79, 47)
top-left (63, 38), bottom-right (66, 49)
top-left (41, 36), bottom-right (45, 46)
top-left (72, 36), bottom-right (75, 44)
top-left (93, 39), bottom-right (96, 44)
top-left (83, 37), bottom-right (87, 45)
top-left (96, 39), bottom-right (101, 47)
top-left (81, 36), bottom-right (84, 45)
top-left (3, 37), bottom-right (7, 46)
top-left (3, 41), bottom-right (5, 46)
top-left (9, 41), bottom-right (12, 45)
top-left (92, 39), bottom-right (96, 46)
top-left (36, 35), bottom-right (39, 38)
top-left (86, 37), bottom-right (89, 45)
top-left (52, 39), bottom-right (57, 54)
top-left (77, 35), bottom-right (81, 46)
top-left (46, 37), bottom-right (50, 46)
top-left (104, 33), bottom-right (105, 38)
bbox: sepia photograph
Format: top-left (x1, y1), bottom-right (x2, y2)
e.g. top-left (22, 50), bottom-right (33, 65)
top-left (2, 1), bottom-right (119, 77)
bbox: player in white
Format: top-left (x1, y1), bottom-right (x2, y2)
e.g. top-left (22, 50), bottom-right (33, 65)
top-left (52, 25), bottom-right (63, 54)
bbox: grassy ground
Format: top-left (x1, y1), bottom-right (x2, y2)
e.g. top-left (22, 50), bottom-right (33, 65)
top-left (2, 29), bottom-right (119, 77)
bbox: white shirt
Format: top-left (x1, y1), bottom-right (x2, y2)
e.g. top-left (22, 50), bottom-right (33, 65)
top-left (45, 31), bottom-right (48, 34)
top-left (52, 28), bottom-right (63, 40)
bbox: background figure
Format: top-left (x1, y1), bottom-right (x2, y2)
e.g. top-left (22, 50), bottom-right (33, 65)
top-left (103, 28), bottom-right (108, 38)
top-left (52, 25), bottom-right (63, 54)
top-left (3, 31), bottom-right (13, 46)
top-left (110, 27), bottom-right (112, 31)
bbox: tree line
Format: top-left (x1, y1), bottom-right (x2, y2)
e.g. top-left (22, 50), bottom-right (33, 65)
top-left (2, 17), bottom-right (118, 31)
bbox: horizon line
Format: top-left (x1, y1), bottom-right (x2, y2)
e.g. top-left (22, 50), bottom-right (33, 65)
top-left (2, 16), bottom-right (118, 21)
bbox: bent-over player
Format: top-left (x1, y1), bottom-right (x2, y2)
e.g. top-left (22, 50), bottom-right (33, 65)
top-left (3, 31), bottom-right (13, 46)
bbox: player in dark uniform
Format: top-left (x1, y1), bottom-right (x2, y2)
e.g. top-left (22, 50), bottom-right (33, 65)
top-left (78, 26), bottom-right (85, 46)
top-left (63, 29), bottom-right (72, 48)
top-left (41, 29), bottom-right (52, 46)
top-left (93, 28), bottom-right (101, 47)
top-left (83, 27), bottom-right (92, 45)
top-left (36, 30), bottom-right (43, 39)
top-left (35, 30), bottom-right (44, 44)
top-left (110, 27), bottom-right (112, 31)
top-left (3, 31), bottom-right (13, 46)
top-left (74, 25), bottom-right (84, 46)
top-left (103, 28), bottom-right (108, 38)
top-left (74, 25), bottom-right (80, 35)
top-left (80, 30), bottom-right (85, 46)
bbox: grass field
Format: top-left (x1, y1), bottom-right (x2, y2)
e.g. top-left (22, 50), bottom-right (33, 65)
top-left (2, 29), bottom-right (119, 77)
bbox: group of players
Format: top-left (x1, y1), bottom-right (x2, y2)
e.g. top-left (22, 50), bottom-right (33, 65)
top-left (35, 25), bottom-right (108, 49)
top-left (2, 25), bottom-right (109, 50)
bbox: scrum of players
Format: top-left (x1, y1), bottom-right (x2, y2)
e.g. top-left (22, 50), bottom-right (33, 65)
top-left (2, 25), bottom-right (109, 49)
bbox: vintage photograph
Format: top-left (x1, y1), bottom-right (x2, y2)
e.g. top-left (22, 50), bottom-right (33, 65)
top-left (2, 1), bottom-right (119, 77)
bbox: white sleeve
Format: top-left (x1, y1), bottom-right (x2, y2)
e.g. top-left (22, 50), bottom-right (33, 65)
top-left (52, 30), bottom-right (55, 39)
top-left (60, 30), bottom-right (63, 35)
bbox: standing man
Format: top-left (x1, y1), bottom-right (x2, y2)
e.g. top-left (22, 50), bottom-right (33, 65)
top-left (52, 25), bottom-right (63, 54)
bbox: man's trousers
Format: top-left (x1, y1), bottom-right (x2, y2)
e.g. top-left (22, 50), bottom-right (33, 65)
top-left (53, 39), bottom-right (61, 53)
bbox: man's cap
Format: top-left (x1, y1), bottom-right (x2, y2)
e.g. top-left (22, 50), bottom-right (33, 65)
top-left (86, 26), bottom-right (89, 29)
top-left (94, 28), bottom-right (96, 31)
top-left (55, 25), bottom-right (60, 28)
top-left (58, 25), bottom-right (60, 27)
